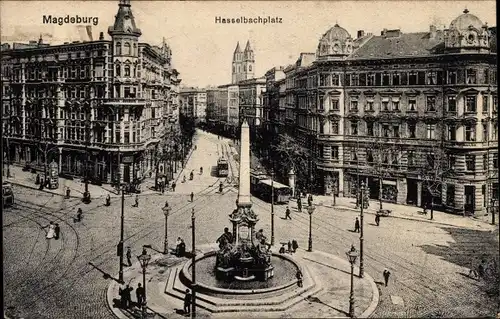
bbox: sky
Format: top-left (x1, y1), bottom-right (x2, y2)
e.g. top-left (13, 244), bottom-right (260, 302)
top-left (1, 1), bottom-right (496, 87)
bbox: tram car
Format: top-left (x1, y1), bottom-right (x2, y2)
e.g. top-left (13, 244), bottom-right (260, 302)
top-left (250, 170), bottom-right (292, 204)
top-left (217, 157), bottom-right (229, 177)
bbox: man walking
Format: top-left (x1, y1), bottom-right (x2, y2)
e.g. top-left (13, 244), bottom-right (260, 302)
top-left (375, 213), bottom-right (380, 226)
top-left (184, 289), bottom-right (192, 314)
top-left (285, 206), bottom-right (292, 220)
top-left (126, 247), bottom-right (132, 266)
top-left (172, 182), bottom-right (176, 192)
top-left (135, 283), bottom-right (145, 307)
top-left (354, 217), bottom-right (360, 233)
top-left (383, 269), bottom-right (391, 287)
top-left (132, 195), bottom-right (139, 207)
top-left (190, 192), bottom-right (194, 202)
top-left (297, 198), bottom-right (302, 212)
top-left (54, 223), bottom-right (60, 240)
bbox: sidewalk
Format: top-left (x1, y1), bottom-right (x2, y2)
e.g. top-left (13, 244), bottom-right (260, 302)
top-left (311, 194), bottom-right (497, 230)
top-left (5, 143), bottom-right (196, 200)
top-left (106, 243), bottom-right (379, 319)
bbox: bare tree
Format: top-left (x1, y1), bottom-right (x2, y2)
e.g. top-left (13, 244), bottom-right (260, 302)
top-left (419, 144), bottom-right (450, 220)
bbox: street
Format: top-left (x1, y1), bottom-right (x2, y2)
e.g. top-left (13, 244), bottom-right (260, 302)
top-left (3, 129), bottom-right (499, 318)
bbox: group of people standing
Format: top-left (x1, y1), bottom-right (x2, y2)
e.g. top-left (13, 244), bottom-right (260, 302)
top-left (118, 283), bottom-right (145, 309)
top-left (279, 240), bottom-right (299, 254)
top-left (41, 221), bottom-right (60, 240)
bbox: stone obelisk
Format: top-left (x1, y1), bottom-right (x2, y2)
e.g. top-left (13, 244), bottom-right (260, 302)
top-left (237, 120), bottom-right (252, 207)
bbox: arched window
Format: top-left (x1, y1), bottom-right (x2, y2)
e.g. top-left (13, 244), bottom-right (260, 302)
top-left (116, 42), bottom-right (122, 55)
top-left (124, 43), bottom-right (131, 55)
top-left (249, 65), bottom-right (252, 72)
top-left (124, 64), bottom-right (130, 77)
top-left (115, 64), bottom-right (121, 76)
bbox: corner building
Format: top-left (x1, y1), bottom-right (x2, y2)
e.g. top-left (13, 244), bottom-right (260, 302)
top-left (1, 0), bottom-right (181, 184)
top-left (278, 10), bottom-right (497, 214)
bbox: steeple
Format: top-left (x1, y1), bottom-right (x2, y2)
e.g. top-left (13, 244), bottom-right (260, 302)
top-left (244, 40), bottom-right (252, 52)
top-left (234, 41), bottom-right (242, 54)
top-left (108, 0), bottom-right (142, 37)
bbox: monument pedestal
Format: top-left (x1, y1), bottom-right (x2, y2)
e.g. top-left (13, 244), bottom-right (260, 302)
top-left (216, 267), bottom-right (235, 281)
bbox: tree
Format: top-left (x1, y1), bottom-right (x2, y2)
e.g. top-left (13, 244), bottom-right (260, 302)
top-left (419, 144), bottom-right (451, 220)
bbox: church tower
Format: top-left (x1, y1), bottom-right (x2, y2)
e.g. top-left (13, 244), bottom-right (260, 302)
top-left (231, 42), bottom-right (243, 84)
top-left (242, 40), bottom-right (255, 81)
top-left (108, 0), bottom-right (142, 98)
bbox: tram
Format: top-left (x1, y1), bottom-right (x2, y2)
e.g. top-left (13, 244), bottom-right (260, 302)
top-left (217, 158), bottom-right (229, 177)
top-left (250, 170), bottom-right (292, 204)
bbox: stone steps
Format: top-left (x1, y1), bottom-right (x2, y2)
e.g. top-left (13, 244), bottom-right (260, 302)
top-left (164, 263), bottom-right (323, 313)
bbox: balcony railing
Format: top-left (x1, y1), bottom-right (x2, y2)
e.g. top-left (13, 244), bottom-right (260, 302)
top-left (103, 98), bottom-right (146, 106)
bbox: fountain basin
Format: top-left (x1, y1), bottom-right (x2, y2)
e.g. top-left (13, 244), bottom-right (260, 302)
top-left (180, 251), bottom-right (301, 295)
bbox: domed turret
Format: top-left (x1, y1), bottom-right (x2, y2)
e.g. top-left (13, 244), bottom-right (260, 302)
top-left (444, 9), bottom-right (490, 52)
top-left (316, 24), bottom-right (353, 60)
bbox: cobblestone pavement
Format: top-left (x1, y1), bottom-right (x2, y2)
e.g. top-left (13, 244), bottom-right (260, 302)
top-left (3, 130), bottom-right (499, 318)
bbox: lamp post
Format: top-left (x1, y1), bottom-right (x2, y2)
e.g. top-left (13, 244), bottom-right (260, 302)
top-left (163, 203), bottom-right (171, 254)
top-left (83, 117), bottom-right (91, 204)
top-left (271, 168), bottom-right (275, 246)
top-left (118, 183), bottom-right (125, 283)
top-left (307, 204), bottom-right (315, 252)
top-left (346, 245), bottom-right (359, 318)
top-left (191, 208), bottom-right (197, 318)
top-left (359, 182), bottom-right (365, 278)
top-left (491, 198), bottom-right (497, 225)
top-left (137, 249), bottom-right (151, 319)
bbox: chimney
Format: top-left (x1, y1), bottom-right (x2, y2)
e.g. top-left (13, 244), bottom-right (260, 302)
top-left (429, 25), bottom-right (437, 39)
top-left (99, 32), bottom-right (104, 40)
top-left (357, 30), bottom-right (365, 38)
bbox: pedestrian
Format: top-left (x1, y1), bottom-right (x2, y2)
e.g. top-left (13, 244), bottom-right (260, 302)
top-left (184, 289), bottom-right (192, 314)
top-left (175, 237), bottom-right (182, 256)
top-left (123, 285), bottom-right (133, 308)
top-left (219, 182), bottom-right (224, 194)
top-left (375, 213), bottom-right (380, 226)
top-left (292, 239), bottom-right (298, 253)
top-left (296, 269), bottom-right (303, 287)
top-left (354, 217), bottom-right (360, 233)
top-left (279, 244), bottom-right (286, 254)
top-left (285, 206), bottom-right (292, 220)
top-left (308, 194), bottom-right (313, 207)
top-left (76, 208), bottom-right (83, 222)
top-left (54, 223), bottom-right (60, 240)
top-left (126, 247), bottom-right (132, 266)
top-left (133, 195), bottom-right (139, 207)
top-left (65, 187), bottom-right (71, 199)
top-left (172, 182), bottom-right (176, 192)
top-left (297, 198), bottom-right (302, 212)
top-left (105, 193), bottom-right (111, 206)
top-left (164, 200), bottom-right (169, 209)
top-left (287, 240), bottom-right (292, 253)
top-left (161, 181), bottom-right (165, 194)
top-left (178, 238), bottom-right (186, 257)
top-left (135, 283), bottom-right (144, 306)
top-left (383, 269), bottom-right (391, 287)
top-left (190, 192), bottom-right (194, 202)
top-left (41, 221), bottom-right (56, 239)
top-left (119, 286), bottom-right (127, 308)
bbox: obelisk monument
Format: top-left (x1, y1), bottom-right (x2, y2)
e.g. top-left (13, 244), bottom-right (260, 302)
top-left (237, 120), bottom-right (252, 207)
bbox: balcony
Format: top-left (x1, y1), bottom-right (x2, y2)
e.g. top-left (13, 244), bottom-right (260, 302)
top-left (103, 98), bottom-right (146, 107)
top-left (443, 140), bottom-right (488, 149)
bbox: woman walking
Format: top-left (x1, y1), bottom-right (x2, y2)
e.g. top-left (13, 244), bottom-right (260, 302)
top-left (42, 221), bottom-right (56, 239)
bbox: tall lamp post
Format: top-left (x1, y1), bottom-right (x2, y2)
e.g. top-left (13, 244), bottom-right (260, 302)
top-left (191, 208), bottom-right (197, 318)
top-left (307, 204), bottom-right (315, 252)
top-left (163, 203), bottom-right (171, 254)
top-left (83, 116), bottom-right (91, 204)
top-left (117, 183), bottom-right (126, 283)
top-left (137, 249), bottom-right (151, 319)
top-left (359, 182), bottom-right (365, 278)
top-left (270, 168), bottom-right (275, 246)
top-left (346, 245), bottom-right (359, 318)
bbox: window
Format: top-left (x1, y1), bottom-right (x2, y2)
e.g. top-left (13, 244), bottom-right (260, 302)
top-left (359, 73), bottom-right (366, 86)
top-left (116, 42), bottom-right (122, 55)
top-left (392, 153), bottom-right (399, 165)
top-left (393, 125), bottom-right (400, 138)
top-left (426, 124), bottom-right (435, 139)
top-left (350, 100), bottom-right (358, 111)
top-left (331, 146), bottom-right (339, 160)
top-left (124, 65), bottom-right (130, 77)
top-left (448, 70), bottom-right (457, 84)
top-left (466, 69), bottom-right (477, 84)
top-left (319, 122), bottom-right (324, 134)
top-left (448, 154), bottom-right (456, 169)
top-left (494, 123), bottom-right (498, 141)
top-left (367, 73), bottom-right (375, 86)
top-left (483, 95), bottom-right (490, 112)
top-left (483, 124), bottom-right (488, 141)
top-left (382, 101), bottom-right (389, 111)
top-left (447, 96), bottom-right (456, 112)
top-left (494, 153), bottom-right (498, 169)
top-left (465, 95), bottom-right (477, 113)
top-left (382, 73), bottom-right (390, 85)
top-left (465, 155), bottom-right (475, 171)
top-left (427, 71), bottom-right (437, 85)
top-left (71, 67), bottom-right (76, 78)
top-left (408, 123), bottom-right (416, 138)
top-left (351, 121), bottom-right (358, 135)
top-left (446, 184), bottom-right (455, 206)
top-left (417, 71), bottom-right (426, 85)
top-left (375, 73), bottom-right (382, 86)
top-left (367, 150), bottom-right (374, 164)
top-left (365, 100), bottom-right (374, 111)
top-left (332, 74), bottom-right (340, 86)
top-left (383, 124), bottom-right (390, 137)
top-left (367, 122), bottom-right (374, 136)
top-left (392, 100), bottom-right (400, 111)
top-left (465, 124), bottom-right (476, 141)
top-left (392, 73), bottom-right (400, 85)
top-left (493, 96), bottom-right (497, 113)
top-left (351, 150), bottom-right (357, 161)
top-left (331, 99), bottom-right (339, 110)
top-left (448, 124), bottom-right (456, 141)
top-left (426, 96), bottom-right (436, 111)
top-left (409, 72), bottom-right (417, 85)
top-left (331, 121), bottom-right (339, 134)
top-left (318, 96), bottom-right (324, 111)
top-left (351, 74), bottom-right (359, 86)
top-left (484, 69), bottom-right (490, 84)
top-left (408, 151), bottom-right (414, 166)
top-left (319, 147), bottom-right (324, 158)
top-left (115, 64), bottom-right (121, 76)
top-left (408, 99), bottom-right (416, 111)
top-left (483, 154), bottom-right (488, 170)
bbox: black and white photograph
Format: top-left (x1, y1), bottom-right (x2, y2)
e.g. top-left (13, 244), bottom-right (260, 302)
top-left (1, 1), bottom-right (498, 318)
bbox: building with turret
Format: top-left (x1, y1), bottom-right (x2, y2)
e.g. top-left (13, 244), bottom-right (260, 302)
top-left (1, 0), bottom-right (181, 185)
top-left (232, 40), bottom-right (255, 84)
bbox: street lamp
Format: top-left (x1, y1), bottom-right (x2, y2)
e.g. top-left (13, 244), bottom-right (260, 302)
top-left (117, 183), bottom-right (126, 283)
top-left (307, 204), bottom-right (315, 252)
top-left (163, 203), bottom-right (171, 254)
top-left (491, 198), bottom-right (497, 225)
top-left (82, 117), bottom-right (91, 204)
top-left (191, 208), bottom-right (197, 318)
top-left (359, 182), bottom-right (365, 278)
top-left (346, 245), bottom-right (359, 318)
top-left (271, 168), bottom-right (275, 246)
top-left (137, 249), bottom-right (152, 319)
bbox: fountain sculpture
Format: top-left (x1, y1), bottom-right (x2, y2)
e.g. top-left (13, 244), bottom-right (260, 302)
top-left (214, 120), bottom-right (274, 282)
